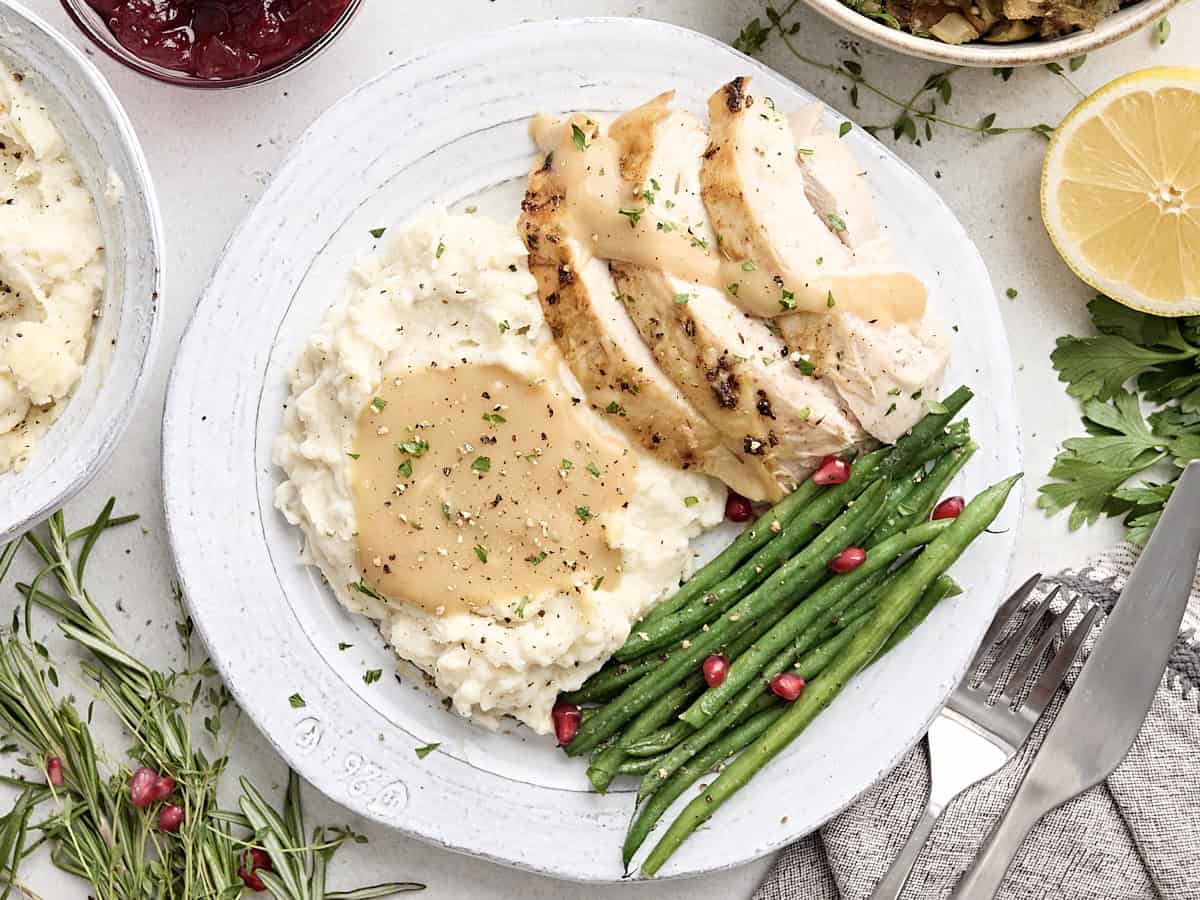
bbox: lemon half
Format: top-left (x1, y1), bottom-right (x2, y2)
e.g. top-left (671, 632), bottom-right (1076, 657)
top-left (1042, 67), bottom-right (1200, 316)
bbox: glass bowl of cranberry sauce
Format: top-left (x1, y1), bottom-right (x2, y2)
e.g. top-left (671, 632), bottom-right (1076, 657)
top-left (61, 0), bottom-right (362, 88)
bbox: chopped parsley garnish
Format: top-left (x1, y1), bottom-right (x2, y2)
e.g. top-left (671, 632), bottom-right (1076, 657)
top-left (885, 402), bottom-right (897, 416)
top-left (826, 291), bottom-right (837, 308)
top-left (560, 458), bottom-right (574, 470)
top-left (514, 595), bottom-right (531, 617)
top-left (741, 260), bottom-right (757, 272)
top-left (482, 412), bottom-right (507, 425)
top-left (525, 551), bottom-right (548, 566)
top-left (415, 742), bottom-right (440, 759)
top-left (657, 221), bottom-right (674, 233)
top-left (674, 293), bottom-right (691, 305)
top-left (887, 387), bottom-right (902, 396)
top-left (618, 207), bottom-right (644, 227)
top-left (1006, 287), bottom-right (1019, 299)
top-left (397, 458), bottom-right (413, 478)
top-left (471, 456), bottom-right (491, 473)
top-left (575, 506), bottom-right (593, 523)
top-left (592, 575), bottom-right (605, 591)
top-left (827, 213), bottom-right (847, 232)
top-left (498, 320), bottom-right (510, 333)
top-left (690, 235), bottom-right (709, 250)
top-left (684, 496), bottom-right (700, 507)
top-left (288, 693), bottom-right (306, 708)
top-left (838, 121), bottom-right (852, 138)
top-left (346, 452), bottom-right (360, 460)
top-left (571, 123), bottom-right (589, 151)
top-left (586, 462), bottom-right (601, 478)
top-left (794, 355), bottom-right (816, 376)
top-left (798, 406), bottom-right (811, 420)
top-left (779, 291), bottom-right (797, 311)
top-left (338, 642), bottom-right (353, 651)
top-left (397, 438), bottom-right (429, 457)
top-left (604, 401), bottom-right (625, 416)
top-left (815, 256), bottom-right (824, 265)
top-left (363, 669), bottom-right (382, 685)
top-left (371, 397), bottom-right (387, 412)
top-left (474, 544), bottom-right (488, 563)
top-left (797, 147), bottom-right (815, 156)
top-left (350, 579), bottom-right (387, 601)
top-left (727, 282), bottom-right (740, 296)
top-left (435, 239), bottom-right (446, 259)
top-left (369, 227), bottom-right (386, 239)
top-left (441, 502), bottom-right (452, 520)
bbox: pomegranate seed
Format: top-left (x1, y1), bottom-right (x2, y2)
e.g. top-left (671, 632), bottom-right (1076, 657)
top-left (129, 766), bottom-right (158, 809)
top-left (931, 496), bottom-right (965, 520)
top-left (151, 775), bottom-right (177, 802)
top-left (239, 864), bottom-right (268, 892)
top-left (724, 492), bottom-right (754, 523)
top-left (770, 672), bottom-right (806, 702)
top-left (551, 700), bottom-right (581, 745)
top-left (812, 456), bottom-right (851, 486)
top-left (157, 803), bottom-right (185, 833)
top-left (46, 756), bottom-right (64, 787)
top-left (247, 848), bottom-right (272, 872)
top-left (702, 654), bottom-right (729, 687)
top-left (828, 546), bottom-right (867, 573)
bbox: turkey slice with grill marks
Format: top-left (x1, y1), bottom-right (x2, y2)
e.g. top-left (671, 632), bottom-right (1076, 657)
top-left (607, 96), bottom-right (867, 493)
top-left (518, 113), bottom-right (768, 500)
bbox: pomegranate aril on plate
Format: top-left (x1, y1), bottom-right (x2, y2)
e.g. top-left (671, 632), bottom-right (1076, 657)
top-left (702, 654), bottom-right (729, 687)
top-left (725, 492), bottom-right (754, 523)
top-left (828, 546), bottom-right (866, 573)
top-left (770, 672), bottom-right (806, 702)
top-left (931, 496), bottom-right (965, 520)
top-left (812, 456), bottom-right (851, 486)
top-left (551, 700), bottom-right (581, 745)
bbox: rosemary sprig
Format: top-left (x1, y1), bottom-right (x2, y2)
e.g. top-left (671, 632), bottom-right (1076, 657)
top-left (0, 502), bottom-right (424, 899)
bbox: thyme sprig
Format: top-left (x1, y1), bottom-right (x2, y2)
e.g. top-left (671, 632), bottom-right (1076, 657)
top-left (735, 2), bottom-right (1058, 142)
top-left (0, 502), bottom-right (424, 899)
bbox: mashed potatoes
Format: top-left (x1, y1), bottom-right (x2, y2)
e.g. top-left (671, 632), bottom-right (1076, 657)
top-left (273, 210), bottom-right (724, 732)
top-left (0, 61), bottom-right (105, 473)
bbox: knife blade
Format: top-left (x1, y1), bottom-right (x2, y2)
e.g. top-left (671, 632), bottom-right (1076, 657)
top-left (950, 459), bottom-right (1200, 899)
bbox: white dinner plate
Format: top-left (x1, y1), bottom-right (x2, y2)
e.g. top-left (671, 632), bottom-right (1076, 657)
top-left (163, 18), bottom-right (1021, 882)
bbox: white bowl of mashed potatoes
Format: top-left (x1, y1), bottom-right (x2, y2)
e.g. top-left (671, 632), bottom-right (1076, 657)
top-left (0, 1), bottom-right (162, 542)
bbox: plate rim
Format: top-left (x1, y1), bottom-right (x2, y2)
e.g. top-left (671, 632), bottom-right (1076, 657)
top-left (163, 16), bottom-right (1022, 882)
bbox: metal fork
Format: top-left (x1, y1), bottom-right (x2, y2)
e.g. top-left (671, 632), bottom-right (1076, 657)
top-left (868, 574), bottom-right (1101, 900)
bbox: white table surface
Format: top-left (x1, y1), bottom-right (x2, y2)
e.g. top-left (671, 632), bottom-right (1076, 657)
top-left (9, 0), bottom-right (1193, 896)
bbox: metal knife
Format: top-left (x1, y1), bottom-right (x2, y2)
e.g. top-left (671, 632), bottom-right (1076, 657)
top-left (949, 459), bottom-right (1200, 899)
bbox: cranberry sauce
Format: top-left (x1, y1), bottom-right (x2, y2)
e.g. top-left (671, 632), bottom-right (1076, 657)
top-left (87, 0), bottom-right (352, 80)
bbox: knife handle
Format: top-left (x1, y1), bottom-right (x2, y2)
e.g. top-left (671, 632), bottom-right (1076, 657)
top-left (947, 783), bottom-right (1055, 899)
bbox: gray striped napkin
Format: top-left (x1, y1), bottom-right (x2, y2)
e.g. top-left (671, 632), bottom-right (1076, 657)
top-left (755, 545), bottom-right (1200, 900)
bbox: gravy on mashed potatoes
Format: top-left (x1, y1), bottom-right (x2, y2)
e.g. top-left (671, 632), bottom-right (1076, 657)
top-left (0, 61), bottom-right (105, 473)
top-left (273, 211), bottom-right (723, 732)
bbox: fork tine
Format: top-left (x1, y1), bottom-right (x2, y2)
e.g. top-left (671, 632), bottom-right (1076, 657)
top-left (969, 573), bottom-right (1043, 670)
top-left (999, 593), bottom-right (1078, 705)
top-left (1020, 604), bottom-right (1101, 717)
top-left (976, 586), bottom-right (1062, 694)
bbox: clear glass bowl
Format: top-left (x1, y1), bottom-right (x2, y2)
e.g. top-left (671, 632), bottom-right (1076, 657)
top-left (59, 0), bottom-right (362, 88)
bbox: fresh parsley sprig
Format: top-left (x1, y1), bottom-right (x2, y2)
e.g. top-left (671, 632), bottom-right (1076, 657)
top-left (1041, 296), bottom-right (1200, 542)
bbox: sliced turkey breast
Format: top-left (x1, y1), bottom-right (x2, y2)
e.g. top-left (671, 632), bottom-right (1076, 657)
top-left (607, 98), bottom-right (867, 490)
top-left (519, 114), bottom-right (770, 500)
top-left (700, 78), bottom-right (949, 444)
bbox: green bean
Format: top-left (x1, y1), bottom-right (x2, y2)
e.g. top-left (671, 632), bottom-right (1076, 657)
top-left (586, 673), bottom-right (705, 792)
top-left (639, 474), bottom-right (1021, 875)
top-left (565, 478), bottom-right (893, 757)
top-left (888, 443), bottom-right (978, 537)
top-left (878, 575), bottom-right (961, 659)
top-left (634, 478), bottom-right (826, 632)
top-left (903, 419), bottom-right (971, 469)
top-left (624, 720), bottom-right (692, 757)
top-left (680, 519), bottom-right (951, 729)
top-left (614, 449), bottom-right (890, 662)
top-left (622, 703), bottom-right (786, 869)
top-left (622, 576), bottom-right (958, 867)
top-left (561, 651), bottom-right (670, 705)
top-left (617, 756), bottom-right (659, 776)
